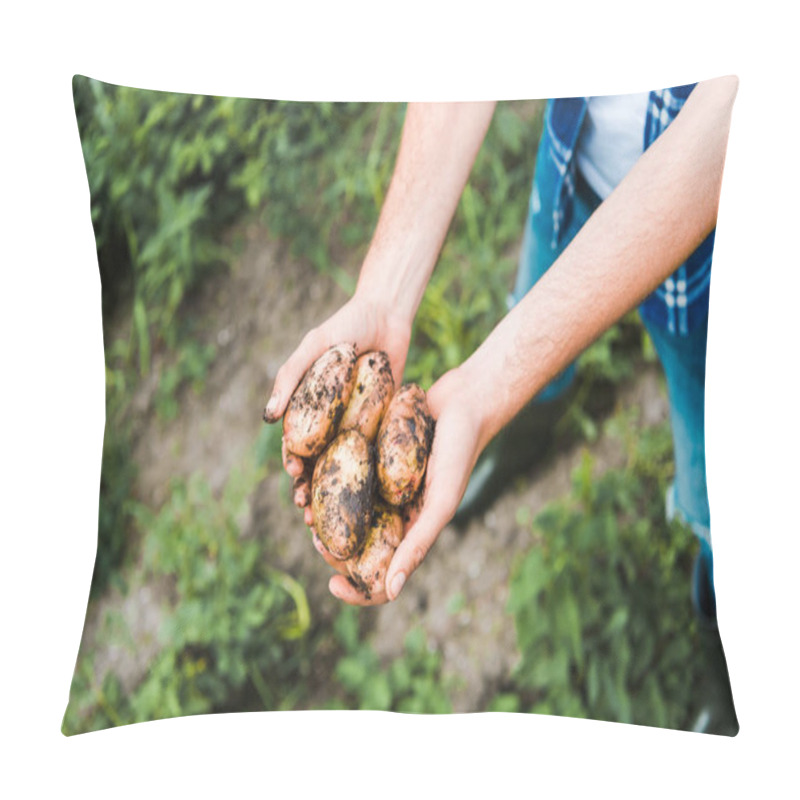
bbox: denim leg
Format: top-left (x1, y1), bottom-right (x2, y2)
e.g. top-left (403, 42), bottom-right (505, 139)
top-left (641, 312), bottom-right (711, 547)
top-left (510, 172), bottom-right (599, 402)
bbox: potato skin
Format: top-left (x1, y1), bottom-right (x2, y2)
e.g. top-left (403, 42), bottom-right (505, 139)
top-left (283, 343), bottom-right (357, 458)
top-left (376, 383), bottom-right (434, 507)
top-left (339, 351), bottom-right (394, 442)
top-left (311, 429), bottom-right (376, 560)
top-left (346, 501), bottom-right (404, 600)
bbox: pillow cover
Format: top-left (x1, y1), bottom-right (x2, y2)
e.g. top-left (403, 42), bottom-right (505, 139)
top-left (63, 75), bottom-right (738, 735)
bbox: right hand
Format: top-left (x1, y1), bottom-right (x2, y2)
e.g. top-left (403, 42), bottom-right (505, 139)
top-left (323, 365), bottom-right (485, 605)
top-left (263, 293), bottom-right (412, 512)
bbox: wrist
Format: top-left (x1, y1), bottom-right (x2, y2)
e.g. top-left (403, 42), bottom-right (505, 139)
top-left (446, 362), bottom-right (497, 456)
top-left (354, 254), bottom-right (425, 330)
top-left (347, 287), bottom-right (412, 369)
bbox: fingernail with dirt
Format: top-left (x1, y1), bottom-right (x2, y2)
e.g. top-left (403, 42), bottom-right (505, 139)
top-left (263, 393), bottom-right (278, 422)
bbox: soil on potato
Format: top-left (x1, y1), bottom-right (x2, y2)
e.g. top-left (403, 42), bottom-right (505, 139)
top-left (75, 220), bottom-right (724, 717)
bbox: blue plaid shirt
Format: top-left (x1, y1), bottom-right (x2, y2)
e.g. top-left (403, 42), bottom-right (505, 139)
top-left (544, 84), bottom-right (714, 335)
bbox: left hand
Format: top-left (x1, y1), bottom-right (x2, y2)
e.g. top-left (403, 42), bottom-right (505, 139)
top-left (325, 367), bottom-right (485, 606)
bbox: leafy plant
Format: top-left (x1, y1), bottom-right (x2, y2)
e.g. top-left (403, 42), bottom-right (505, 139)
top-left (73, 77), bottom-right (401, 378)
top-left (62, 456), bottom-right (310, 734)
top-left (329, 607), bottom-right (454, 713)
top-left (90, 417), bottom-right (137, 598)
top-left (503, 421), bottom-right (707, 729)
top-left (153, 340), bottom-right (216, 421)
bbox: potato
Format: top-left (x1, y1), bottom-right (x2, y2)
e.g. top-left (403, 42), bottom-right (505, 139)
top-left (282, 343), bottom-right (357, 458)
top-left (376, 383), bottom-right (434, 506)
top-left (339, 351), bottom-right (394, 442)
top-left (311, 428), bottom-right (376, 560)
top-left (346, 501), bottom-right (404, 600)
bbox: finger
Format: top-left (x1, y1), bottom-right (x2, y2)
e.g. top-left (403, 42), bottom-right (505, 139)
top-left (263, 327), bottom-right (327, 422)
top-left (312, 531), bottom-right (349, 575)
top-left (384, 486), bottom-right (455, 601)
top-left (293, 474), bottom-right (311, 508)
top-left (384, 411), bottom-right (476, 600)
top-left (304, 506), bottom-right (314, 527)
top-left (329, 574), bottom-right (388, 607)
top-left (291, 453), bottom-right (314, 507)
top-left (282, 438), bottom-right (306, 479)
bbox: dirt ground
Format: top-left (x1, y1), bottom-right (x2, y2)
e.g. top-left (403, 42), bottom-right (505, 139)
top-left (78, 221), bottom-right (672, 710)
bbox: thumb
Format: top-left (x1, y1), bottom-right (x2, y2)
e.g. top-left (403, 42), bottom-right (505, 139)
top-left (263, 328), bottom-right (326, 422)
top-left (385, 485), bottom-right (456, 601)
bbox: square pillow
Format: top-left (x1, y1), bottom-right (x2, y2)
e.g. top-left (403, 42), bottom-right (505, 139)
top-left (63, 75), bottom-right (738, 735)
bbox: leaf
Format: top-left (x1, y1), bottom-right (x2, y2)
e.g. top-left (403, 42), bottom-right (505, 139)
top-left (132, 296), bottom-right (150, 376)
top-left (403, 627), bottom-right (425, 657)
top-left (389, 659), bottom-right (412, 694)
top-left (561, 592), bottom-right (583, 669)
top-left (605, 607), bottom-right (629, 637)
top-left (361, 674), bottom-right (392, 711)
top-left (586, 658), bottom-right (600, 707)
top-left (488, 694), bottom-right (521, 713)
top-left (272, 571), bottom-right (311, 640)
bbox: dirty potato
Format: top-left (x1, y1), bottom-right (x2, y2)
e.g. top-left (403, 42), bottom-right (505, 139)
top-left (347, 501), bottom-right (404, 600)
top-left (311, 429), bottom-right (376, 560)
top-left (282, 343), bottom-right (357, 458)
top-left (339, 351), bottom-right (394, 442)
top-left (376, 383), bottom-right (434, 506)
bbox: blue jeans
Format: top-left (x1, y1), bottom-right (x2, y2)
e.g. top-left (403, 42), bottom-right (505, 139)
top-left (511, 164), bottom-right (711, 548)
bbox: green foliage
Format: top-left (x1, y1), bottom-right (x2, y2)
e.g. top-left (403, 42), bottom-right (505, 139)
top-left (90, 422), bottom-right (137, 598)
top-left (74, 78), bottom-right (230, 363)
top-left (153, 340), bottom-right (216, 421)
top-left (330, 607), bottom-right (454, 713)
top-left (561, 311), bottom-right (647, 443)
top-left (234, 100), bottom-right (405, 293)
top-left (73, 77), bottom-right (402, 376)
top-left (503, 421), bottom-right (704, 729)
top-left (62, 457), bottom-right (310, 734)
top-left (253, 417), bottom-right (285, 470)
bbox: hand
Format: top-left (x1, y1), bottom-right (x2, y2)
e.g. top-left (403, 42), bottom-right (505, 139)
top-left (264, 293), bottom-right (411, 423)
top-left (326, 366), bottom-right (485, 606)
top-left (264, 292), bottom-right (412, 515)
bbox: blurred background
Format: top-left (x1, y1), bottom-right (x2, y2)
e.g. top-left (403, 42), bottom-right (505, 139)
top-left (63, 77), bottom-right (735, 734)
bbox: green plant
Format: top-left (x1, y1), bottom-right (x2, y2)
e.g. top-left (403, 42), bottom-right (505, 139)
top-left (330, 607), bottom-right (454, 713)
top-left (154, 340), bottom-right (217, 421)
top-left (90, 417), bottom-right (137, 598)
top-left (74, 78), bottom-right (402, 377)
top-left (62, 456), bottom-right (310, 734)
top-left (503, 421), bottom-right (706, 729)
top-left (558, 311), bottom-right (650, 443)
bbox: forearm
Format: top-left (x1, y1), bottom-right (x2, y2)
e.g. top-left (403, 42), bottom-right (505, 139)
top-left (356, 101), bottom-right (496, 323)
top-left (460, 77), bottom-right (738, 451)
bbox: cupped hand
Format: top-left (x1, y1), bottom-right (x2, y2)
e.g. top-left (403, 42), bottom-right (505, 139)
top-left (263, 294), bottom-right (411, 425)
top-left (265, 292), bottom-right (412, 514)
top-left (327, 366), bottom-right (486, 606)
